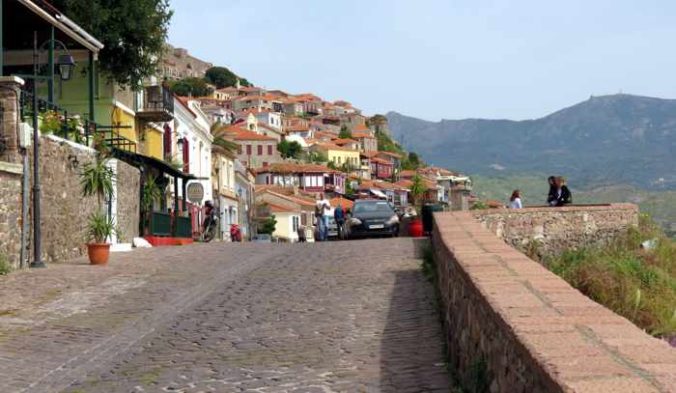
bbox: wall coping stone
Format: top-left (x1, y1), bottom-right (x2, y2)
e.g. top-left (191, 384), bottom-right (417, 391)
top-left (0, 161), bottom-right (23, 175)
top-left (44, 134), bottom-right (97, 154)
top-left (432, 210), bottom-right (675, 393)
top-left (472, 203), bottom-right (637, 215)
top-left (0, 76), bottom-right (25, 86)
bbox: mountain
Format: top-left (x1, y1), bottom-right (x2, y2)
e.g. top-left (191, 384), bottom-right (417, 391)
top-left (387, 94), bottom-right (676, 190)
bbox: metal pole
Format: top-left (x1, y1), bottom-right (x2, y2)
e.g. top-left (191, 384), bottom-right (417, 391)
top-left (48, 26), bottom-right (54, 104)
top-left (0, 0), bottom-right (3, 76)
top-left (31, 31), bottom-right (45, 268)
top-left (173, 176), bottom-right (178, 236)
top-left (88, 51), bottom-right (94, 122)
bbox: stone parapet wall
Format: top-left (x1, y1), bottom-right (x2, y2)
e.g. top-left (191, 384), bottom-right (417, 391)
top-left (473, 204), bottom-right (639, 257)
top-left (432, 211), bottom-right (675, 393)
top-left (0, 163), bottom-right (24, 268)
top-left (0, 135), bottom-right (141, 266)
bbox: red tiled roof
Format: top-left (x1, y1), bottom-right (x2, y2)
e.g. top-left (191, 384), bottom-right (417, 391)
top-left (329, 197), bottom-right (354, 210)
top-left (352, 124), bottom-right (369, 132)
top-left (333, 138), bottom-right (358, 145)
top-left (378, 151), bottom-right (403, 158)
top-left (314, 143), bottom-right (359, 152)
top-left (351, 131), bottom-right (374, 139)
top-left (255, 162), bottom-right (336, 174)
top-left (267, 203), bottom-right (295, 213)
top-left (370, 157), bottom-right (392, 165)
top-left (224, 126), bottom-right (277, 141)
top-left (360, 151), bottom-right (378, 158)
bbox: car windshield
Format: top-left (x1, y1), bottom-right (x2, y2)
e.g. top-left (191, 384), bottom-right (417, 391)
top-left (353, 201), bottom-right (394, 215)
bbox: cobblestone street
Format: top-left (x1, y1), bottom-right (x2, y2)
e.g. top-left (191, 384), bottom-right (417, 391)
top-left (0, 239), bottom-right (450, 393)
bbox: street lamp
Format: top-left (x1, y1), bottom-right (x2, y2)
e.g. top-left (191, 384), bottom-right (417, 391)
top-left (27, 32), bottom-right (77, 268)
top-left (56, 54), bottom-right (76, 81)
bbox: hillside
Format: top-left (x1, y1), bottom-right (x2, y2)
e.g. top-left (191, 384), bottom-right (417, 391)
top-left (387, 94), bottom-right (676, 190)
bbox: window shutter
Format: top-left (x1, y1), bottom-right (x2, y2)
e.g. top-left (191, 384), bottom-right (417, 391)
top-left (182, 138), bottom-right (190, 173)
top-left (163, 124), bottom-right (172, 159)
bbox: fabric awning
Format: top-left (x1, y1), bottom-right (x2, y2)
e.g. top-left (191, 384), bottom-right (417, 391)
top-left (111, 148), bottom-right (196, 180)
top-left (370, 189), bottom-right (388, 199)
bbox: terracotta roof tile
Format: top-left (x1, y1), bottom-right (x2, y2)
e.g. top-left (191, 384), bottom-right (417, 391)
top-left (255, 162), bottom-right (336, 174)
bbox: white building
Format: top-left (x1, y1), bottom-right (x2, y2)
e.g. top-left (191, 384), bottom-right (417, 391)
top-left (173, 97), bottom-right (213, 205)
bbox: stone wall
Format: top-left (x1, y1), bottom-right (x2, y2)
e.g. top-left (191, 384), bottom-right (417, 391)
top-left (473, 204), bottom-right (639, 257)
top-left (432, 211), bottom-right (675, 393)
top-left (0, 135), bottom-right (141, 266)
top-left (0, 163), bottom-right (23, 268)
top-left (114, 160), bottom-right (140, 243)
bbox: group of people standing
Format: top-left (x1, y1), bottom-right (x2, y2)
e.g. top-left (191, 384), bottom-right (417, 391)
top-left (509, 175), bottom-right (572, 209)
top-left (313, 193), bottom-right (347, 242)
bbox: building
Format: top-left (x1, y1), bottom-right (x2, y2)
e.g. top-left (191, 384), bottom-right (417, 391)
top-left (310, 143), bottom-right (360, 170)
top-left (160, 44), bottom-right (213, 80)
top-left (370, 157), bottom-right (395, 180)
top-left (225, 126), bottom-right (281, 169)
top-left (254, 163), bottom-right (346, 195)
top-left (234, 160), bottom-right (256, 240)
top-left (352, 131), bottom-right (378, 152)
top-left (212, 147), bottom-right (238, 241)
top-left (255, 188), bottom-right (317, 242)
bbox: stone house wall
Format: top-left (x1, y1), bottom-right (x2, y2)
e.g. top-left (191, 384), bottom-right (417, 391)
top-left (113, 158), bottom-right (140, 243)
top-left (473, 204), bottom-right (639, 257)
top-left (431, 211), bottom-right (675, 393)
top-left (0, 163), bottom-right (24, 268)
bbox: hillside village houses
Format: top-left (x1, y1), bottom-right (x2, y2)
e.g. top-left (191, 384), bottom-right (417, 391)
top-left (0, 0), bottom-right (471, 257)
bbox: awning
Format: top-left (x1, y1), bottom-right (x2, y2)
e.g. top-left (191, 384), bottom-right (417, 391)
top-left (370, 189), bottom-right (388, 199)
top-left (111, 148), bottom-right (196, 180)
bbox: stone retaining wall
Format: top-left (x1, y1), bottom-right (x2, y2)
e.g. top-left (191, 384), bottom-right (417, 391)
top-left (0, 136), bottom-right (140, 266)
top-left (432, 211), bottom-right (675, 393)
top-left (473, 204), bottom-right (639, 257)
top-left (0, 163), bottom-right (23, 268)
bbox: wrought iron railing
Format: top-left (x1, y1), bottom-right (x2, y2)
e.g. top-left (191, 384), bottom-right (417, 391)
top-left (148, 211), bottom-right (172, 236)
top-left (137, 85), bottom-right (174, 121)
top-left (19, 87), bottom-right (137, 153)
top-left (175, 216), bottom-right (192, 238)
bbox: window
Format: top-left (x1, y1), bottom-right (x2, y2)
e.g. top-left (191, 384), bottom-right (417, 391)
top-left (267, 145), bottom-right (273, 155)
top-left (246, 145), bottom-right (252, 155)
top-left (257, 145), bottom-right (263, 155)
top-left (292, 216), bottom-right (300, 232)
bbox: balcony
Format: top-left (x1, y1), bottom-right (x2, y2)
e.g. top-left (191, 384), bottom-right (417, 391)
top-left (137, 85), bottom-right (174, 122)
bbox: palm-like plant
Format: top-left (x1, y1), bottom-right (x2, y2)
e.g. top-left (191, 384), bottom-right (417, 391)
top-left (141, 176), bottom-right (162, 212)
top-left (80, 156), bottom-right (116, 244)
top-left (211, 122), bottom-right (240, 156)
top-left (410, 174), bottom-right (426, 215)
top-left (81, 157), bottom-right (114, 209)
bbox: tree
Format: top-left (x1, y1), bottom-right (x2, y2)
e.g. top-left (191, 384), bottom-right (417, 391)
top-left (168, 77), bottom-right (212, 97)
top-left (308, 151), bottom-right (328, 163)
top-left (258, 215), bottom-right (277, 235)
top-left (338, 125), bottom-right (352, 139)
top-left (211, 123), bottom-right (240, 156)
top-left (410, 174), bottom-right (426, 212)
top-left (52, 0), bottom-right (172, 88)
top-left (277, 140), bottom-right (303, 159)
top-left (402, 151), bottom-right (422, 170)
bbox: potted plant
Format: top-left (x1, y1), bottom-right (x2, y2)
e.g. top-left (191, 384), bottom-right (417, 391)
top-left (408, 174), bottom-right (425, 237)
top-left (81, 156), bottom-right (116, 265)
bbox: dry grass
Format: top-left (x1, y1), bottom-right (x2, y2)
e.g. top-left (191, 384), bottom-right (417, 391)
top-left (545, 214), bottom-right (676, 336)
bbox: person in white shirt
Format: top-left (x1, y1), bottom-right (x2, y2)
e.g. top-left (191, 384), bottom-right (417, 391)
top-left (509, 190), bottom-right (523, 209)
top-left (315, 193), bottom-right (331, 241)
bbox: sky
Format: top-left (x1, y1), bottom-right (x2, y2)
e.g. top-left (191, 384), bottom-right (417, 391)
top-left (168, 0), bottom-right (676, 121)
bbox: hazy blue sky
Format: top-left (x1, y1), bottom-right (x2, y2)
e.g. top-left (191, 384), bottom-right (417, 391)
top-left (168, 0), bottom-right (676, 121)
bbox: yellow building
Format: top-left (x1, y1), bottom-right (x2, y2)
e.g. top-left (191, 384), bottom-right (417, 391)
top-left (312, 143), bottom-right (360, 169)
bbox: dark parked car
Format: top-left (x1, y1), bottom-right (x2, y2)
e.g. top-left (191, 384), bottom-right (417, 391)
top-left (347, 200), bottom-right (399, 239)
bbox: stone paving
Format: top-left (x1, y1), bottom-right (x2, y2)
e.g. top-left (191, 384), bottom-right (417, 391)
top-left (0, 238), bottom-right (451, 393)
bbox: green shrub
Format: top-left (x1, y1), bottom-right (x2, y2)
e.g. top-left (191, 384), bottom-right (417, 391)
top-left (0, 253), bottom-right (11, 275)
top-left (544, 217), bottom-right (676, 336)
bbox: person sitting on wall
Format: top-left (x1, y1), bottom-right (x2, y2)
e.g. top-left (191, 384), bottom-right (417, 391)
top-left (549, 176), bottom-right (572, 206)
top-left (546, 175), bottom-right (556, 205)
top-left (509, 189), bottom-right (523, 209)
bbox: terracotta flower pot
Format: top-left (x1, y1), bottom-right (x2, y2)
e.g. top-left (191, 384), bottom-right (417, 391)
top-left (408, 218), bottom-right (424, 237)
top-left (87, 243), bottom-right (111, 265)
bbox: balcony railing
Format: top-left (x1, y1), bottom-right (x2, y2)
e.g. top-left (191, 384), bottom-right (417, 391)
top-left (19, 88), bottom-right (136, 152)
top-left (137, 85), bottom-right (174, 122)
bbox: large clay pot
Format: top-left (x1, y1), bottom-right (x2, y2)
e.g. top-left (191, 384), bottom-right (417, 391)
top-left (87, 243), bottom-right (111, 265)
top-left (408, 218), bottom-right (424, 237)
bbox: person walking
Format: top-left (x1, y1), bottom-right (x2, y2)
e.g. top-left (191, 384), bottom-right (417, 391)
top-left (509, 190), bottom-right (523, 209)
top-left (334, 203), bottom-right (346, 239)
top-left (550, 176), bottom-right (572, 206)
top-left (315, 193), bottom-right (330, 241)
top-left (546, 176), bottom-right (556, 206)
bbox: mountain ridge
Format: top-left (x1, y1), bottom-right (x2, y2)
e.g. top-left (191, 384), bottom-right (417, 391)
top-left (386, 93), bottom-right (676, 190)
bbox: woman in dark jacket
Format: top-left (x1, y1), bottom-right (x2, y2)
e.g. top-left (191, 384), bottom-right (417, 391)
top-left (550, 176), bottom-right (572, 206)
top-left (546, 176), bottom-right (556, 205)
